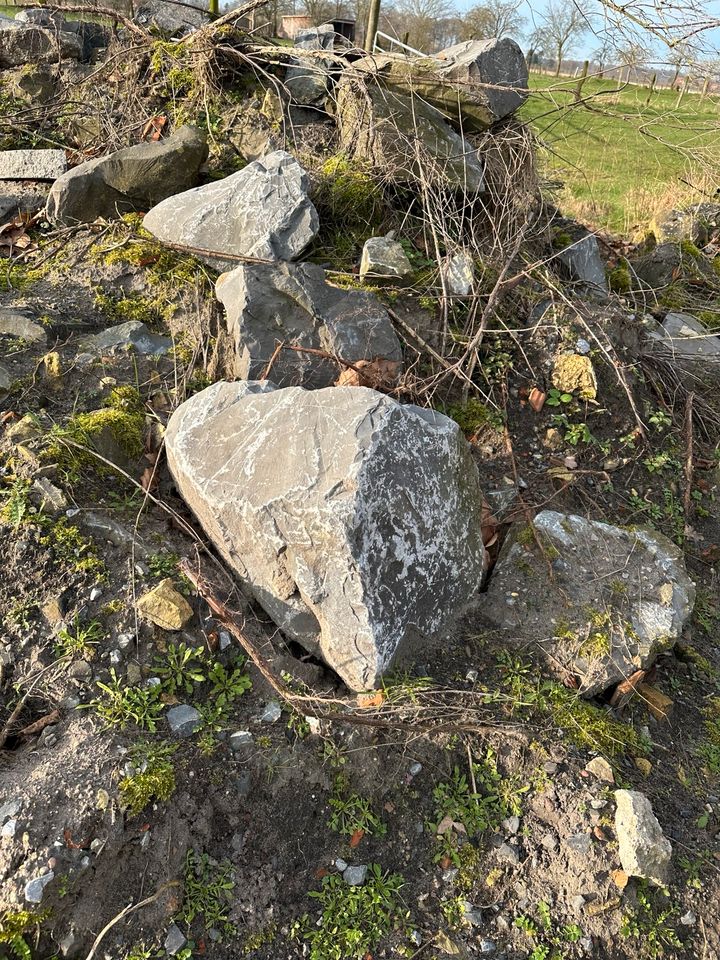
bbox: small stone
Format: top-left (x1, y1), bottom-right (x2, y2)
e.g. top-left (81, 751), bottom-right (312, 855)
top-left (109, 649), bottom-right (123, 666)
top-left (496, 842), bottom-right (520, 866)
top-left (571, 894), bottom-right (586, 914)
top-left (408, 761), bottom-right (423, 777)
top-left (229, 730), bottom-right (253, 750)
top-left (637, 683), bottom-right (674, 721)
top-left (24, 870), bottom-right (54, 903)
top-left (89, 586), bottom-right (102, 601)
top-left (68, 660), bottom-right (92, 680)
top-left (590, 799), bottom-right (606, 810)
top-left (614, 789), bottom-right (672, 886)
top-left (136, 579), bottom-right (193, 631)
top-left (462, 902), bottom-right (483, 926)
top-left (0, 309), bottom-right (47, 342)
top-left (79, 320), bottom-right (172, 357)
top-left (2, 819), bottom-right (17, 837)
top-left (235, 771), bottom-right (252, 797)
top-left (479, 940), bottom-right (496, 955)
top-left (551, 353), bottom-right (597, 401)
top-left (359, 236), bottom-right (413, 280)
top-left (575, 338), bottom-right (591, 355)
top-left (0, 799), bottom-right (22, 823)
top-left (164, 922), bottom-right (187, 956)
top-left (585, 756), bottom-right (614, 783)
top-left (680, 910), bottom-right (696, 926)
top-left (260, 701), bottom-right (282, 723)
top-left (542, 761), bottom-right (558, 774)
top-left (465, 668), bottom-right (478, 683)
top-left (343, 864), bottom-right (368, 885)
top-left (566, 833), bottom-right (592, 855)
top-left (30, 477), bottom-right (67, 515)
top-left (117, 633), bottom-right (134, 651)
top-left (218, 629), bottom-right (231, 651)
top-left (335, 857), bottom-right (348, 872)
top-left (126, 662), bottom-right (142, 685)
top-left (634, 758), bottom-right (653, 777)
top-left (410, 930), bottom-right (422, 946)
top-left (96, 789), bottom-right (110, 811)
top-left (540, 832), bottom-right (558, 852)
top-left (90, 838), bottom-right (102, 853)
top-left (166, 704), bottom-right (202, 738)
top-left (611, 869), bottom-right (629, 889)
top-left (503, 815), bottom-right (520, 835)
top-left (443, 251), bottom-right (474, 296)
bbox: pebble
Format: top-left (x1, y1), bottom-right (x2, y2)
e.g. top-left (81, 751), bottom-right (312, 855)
top-left (116, 632), bottom-right (134, 651)
top-left (503, 815), bottom-right (520, 835)
top-left (571, 894), bottom-right (586, 914)
top-left (68, 660), bottom-right (92, 680)
top-left (90, 586), bottom-right (102, 601)
top-left (585, 756), bottom-right (614, 782)
top-left (343, 864), bottom-right (368, 886)
top-left (409, 930), bottom-right (422, 946)
top-left (465, 668), bottom-right (478, 683)
top-left (146, 676), bottom-right (162, 688)
top-left (576, 338), bottom-right (591, 354)
top-left (218, 630), bottom-right (232, 651)
top-left (479, 940), bottom-right (496, 955)
top-left (542, 761), bottom-right (558, 774)
top-left (90, 839), bottom-right (103, 854)
top-left (235, 772), bottom-right (252, 797)
top-left (496, 842), bottom-right (521, 866)
top-left (680, 910), bottom-right (696, 926)
top-left (1, 819), bottom-right (17, 838)
top-left (164, 922), bottom-right (187, 956)
top-left (24, 870), bottom-right (54, 903)
top-left (566, 833), bottom-right (592, 855)
top-left (166, 704), bottom-right (202, 738)
top-left (260, 701), bottom-right (282, 723)
top-left (462, 901), bottom-right (483, 926)
top-left (229, 730), bottom-right (253, 750)
top-left (540, 832), bottom-right (558, 852)
top-left (590, 799), bottom-right (606, 810)
top-left (408, 761), bottom-right (423, 777)
top-left (335, 857), bottom-right (348, 872)
top-left (442, 867), bottom-right (458, 882)
top-left (109, 649), bottom-right (123, 667)
top-left (0, 799), bottom-right (22, 823)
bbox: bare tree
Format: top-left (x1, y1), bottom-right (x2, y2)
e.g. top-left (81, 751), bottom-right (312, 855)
top-left (382, 0), bottom-right (454, 52)
top-left (531, 0), bottom-right (587, 77)
top-left (299, 0), bottom-right (336, 25)
top-left (459, 0), bottom-right (526, 42)
top-left (616, 40), bottom-right (650, 81)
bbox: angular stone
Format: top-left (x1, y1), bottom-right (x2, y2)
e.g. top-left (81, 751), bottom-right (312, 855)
top-left (286, 59), bottom-right (331, 106)
top-left (295, 25), bottom-right (337, 49)
top-left (0, 362), bottom-right (12, 394)
top-left (78, 320), bottom-right (172, 357)
top-left (343, 864), bottom-right (368, 885)
top-left (336, 74), bottom-right (484, 192)
top-left (0, 149), bottom-right (66, 181)
top-left (634, 241), bottom-right (715, 289)
top-left (477, 511), bottom-right (695, 696)
top-left (615, 789), bottom-right (672, 886)
top-left (16, 8), bottom-right (65, 27)
top-left (135, 0), bottom-right (208, 36)
top-left (651, 202), bottom-right (720, 246)
top-left (585, 756), bottom-right (614, 782)
top-left (137, 579), bottom-right (194, 631)
top-left (359, 236), bottom-right (413, 280)
top-left (0, 182), bottom-right (49, 222)
top-left (443, 252), bottom-right (474, 296)
top-left (645, 312), bottom-right (720, 362)
top-left (0, 309), bottom-right (47, 342)
top-left (164, 922), bottom-right (187, 956)
top-left (551, 353), bottom-right (597, 401)
top-left (0, 798), bottom-right (22, 823)
top-left (229, 730), bottom-right (253, 750)
top-left (166, 704), bottom-right (202, 737)
top-left (216, 261), bottom-right (402, 388)
top-left (556, 233), bottom-right (607, 291)
top-left (24, 870), bottom-right (54, 903)
top-left (165, 381), bottom-right (485, 690)
top-left (436, 37), bottom-right (529, 122)
top-left (0, 24), bottom-right (81, 67)
top-left (143, 150), bottom-right (319, 270)
top-left (46, 126), bottom-right (207, 227)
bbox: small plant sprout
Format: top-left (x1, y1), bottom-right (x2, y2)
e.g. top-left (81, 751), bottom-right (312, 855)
top-left (55, 615), bottom-right (104, 658)
top-left (90, 670), bottom-right (164, 731)
top-left (154, 641), bottom-right (206, 696)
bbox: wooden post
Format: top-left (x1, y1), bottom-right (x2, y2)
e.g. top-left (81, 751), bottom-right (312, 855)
top-left (675, 74), bottom-right (690, 109)
top-left (365, 0), bottom-right (380, 52)
top-left (701, 76), bottom-right (711, 103)
top-left (574, 59), bottom-right (589, 102)
top-left (644, 72), bottom-right (656, 106)
top-left (209, 0), bottom-right (219, 16)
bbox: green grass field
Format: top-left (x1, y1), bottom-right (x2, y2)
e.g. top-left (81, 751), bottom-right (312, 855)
top-left (520, 72), bottom-right (720, 234)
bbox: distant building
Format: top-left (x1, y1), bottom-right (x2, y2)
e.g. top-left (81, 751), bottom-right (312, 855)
top-left (279, 15), bottom-right (355, 42)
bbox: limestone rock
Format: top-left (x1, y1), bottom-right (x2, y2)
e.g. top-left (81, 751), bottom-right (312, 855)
top-left (0, 149), bottom-right (66, 181)
top-left (634, 241), bottom-right (715, 289)
top-left (137, 579), bottom-right (193, 631)
top-left (551, 353), bottom-right (597, 400)
top-left (285, 58), bottom-right (331, 106)
top-left (0, 183), bottom-right (49, 221)
top-left (143, 150), bottom-right (319, 269)
top-left (166, 704), bottom-right (202, 737)
top-left (443, 251), bottom-right (474, 296)
top-left (477, 511), bottom-right (695, 696)
top-left (46, 126), bottom-right (207, 227)
top-left (645, 312), bottom-right (720, 364)
top-left (24, 871), bottom-right (54, 903)
top-left (135, 0), bottom-right (208, 36)
top-left (556, 233), bottom-right (607, 291)
top-left (216, 261), bottom-right (402, 388)
top-left (0, 309), bottom-right (47, 342)
top-left (165, 381), bottom-right (486, 690)
top-left (436, 38), bottom-right (528, 121)
top-left (295, 24), bottom-right (337, 49)
top-left (615, 789), bottom-right (672, 886)
top-left (336, 73), bottom-right (485, 192)
top-left (0, 23), bottom-right (81, 68)
top-left (9, 63), bottom-right (57, 102)
top-left (359, 236), bottom-right (413, 280)
top-left (78, 321), bottom-right (172, 356)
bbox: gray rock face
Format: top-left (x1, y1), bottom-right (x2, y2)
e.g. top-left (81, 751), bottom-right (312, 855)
top-left (46, 126), bottom-right (207, 227)
top-left (615, 789), bottom-right (672, 886)
top-left (556, 234), bottom-right (607, 291)
top-left (360, 236), bottom-right (413, 280)
top-left (135, 0), bottom-right (208, 36)
top-left (165, 381), bottom-right (486, 690)
top-left (436, 37), bottom-right (529, 121)
top-left (143, 150), bottom-right (319, 269)
top-left (478, 510), bottom-right (695, 696)
top-left (216, 261), bottom-right (402, 388)
top-left (0, 149), bottom-right (66, 181)
top-left (336, 75), bottom-right (485, 192)
top-left (634, 241), bottom-right (715, 289)
top-left (646, 312), bottom-right (720, 362)
top-left (295, 24), bottom-right (337, 49)
top-left (0, 183), bottom-right (49, 222)
top-left (0, 309), bottom-right (47, 342)
top-left (78, 320), bottom-right (172, 356)
top-left (15, 8), bottom-right (64, 26)
top-left (0, 362), bottom-right (12, 394)
top-left (286, 59), bottom-right (331, 106)
top-left (166, 704), bottom-right (202, 737)
top-left (163, 922), bottom-right (187, 957)
top-left (651, 202), bottom-right (720, 246)
top-left (0, 23), bottom-right (81, 67)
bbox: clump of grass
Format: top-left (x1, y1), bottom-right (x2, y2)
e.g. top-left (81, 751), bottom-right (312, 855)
top-left (620, 882), bottom-right (681, 958)
top-left (181, 849), bottom-right (235, 938)
top-left (328, 775), bottom-right (386, 838)
top-left (90, 670), bottom-right (164, 731)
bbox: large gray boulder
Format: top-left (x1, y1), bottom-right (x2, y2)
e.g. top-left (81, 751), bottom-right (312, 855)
top-left (615, 790), bottom-right (672, 886)
top-left (46, 126), bottom-right (207, 227)
top-left (336, 75), bottom-right (485, 192)
top-left (135, 0), bottom-right (209, 36)
top-left (165, 381), bottom-right (486, 690)
top-left (216, 261), bottom-right (402, 388)
top-left (645, 312), bottom-right (720, 363)
top-left (143, 151), bottom-right (319, 269)
top-left (478, 511), bottom-right (695, 696)
top-left (0, 21), bottom-right (81, 67)
top-left (436, 37), bottom-right (529, 122)
top-left (651, 202), bottom-right (720, 246)
top-left (556, 233), bottom-right (607, 293)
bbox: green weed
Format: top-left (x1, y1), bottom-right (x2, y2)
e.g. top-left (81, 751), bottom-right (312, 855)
top-left (328, 778), bottom-right (386, 838)
top-left (154, 641), bottom-right (206, 696)
top-left (55, 615), bottom-right (104, 658)
top-left (181, 849), bottom-right (235, 938)
top-left (90, 670), bottom-right (164, 731)
top-left (620, 882), bottom-right (681, 958)
top-left (119, 741), bottom-right (177, 816)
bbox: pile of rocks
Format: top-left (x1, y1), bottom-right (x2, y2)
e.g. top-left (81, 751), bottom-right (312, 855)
top-left (0, 7), bottom-right (107, 67)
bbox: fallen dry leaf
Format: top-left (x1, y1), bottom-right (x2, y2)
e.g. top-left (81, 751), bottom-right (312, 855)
top-left (356, 690), bottom-right (384, 709)
top-left (142, 115), bottom-right (167, 141)
top-left (349, 829), bottom-right (365, 848)
top-left (335, 358), bottom-right (401, 390)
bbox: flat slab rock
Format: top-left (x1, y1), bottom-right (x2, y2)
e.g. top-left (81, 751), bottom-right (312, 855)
top-left (165, 381), bottom-right (485, 690)
top-left (0, 149), bottom-right (66, 181)
top-left (216, 261), bottom-right (402, 388)
top-left (477, 510), bottom-right (695, 696)
top-left (143, 150), bottom-right (319, 269)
